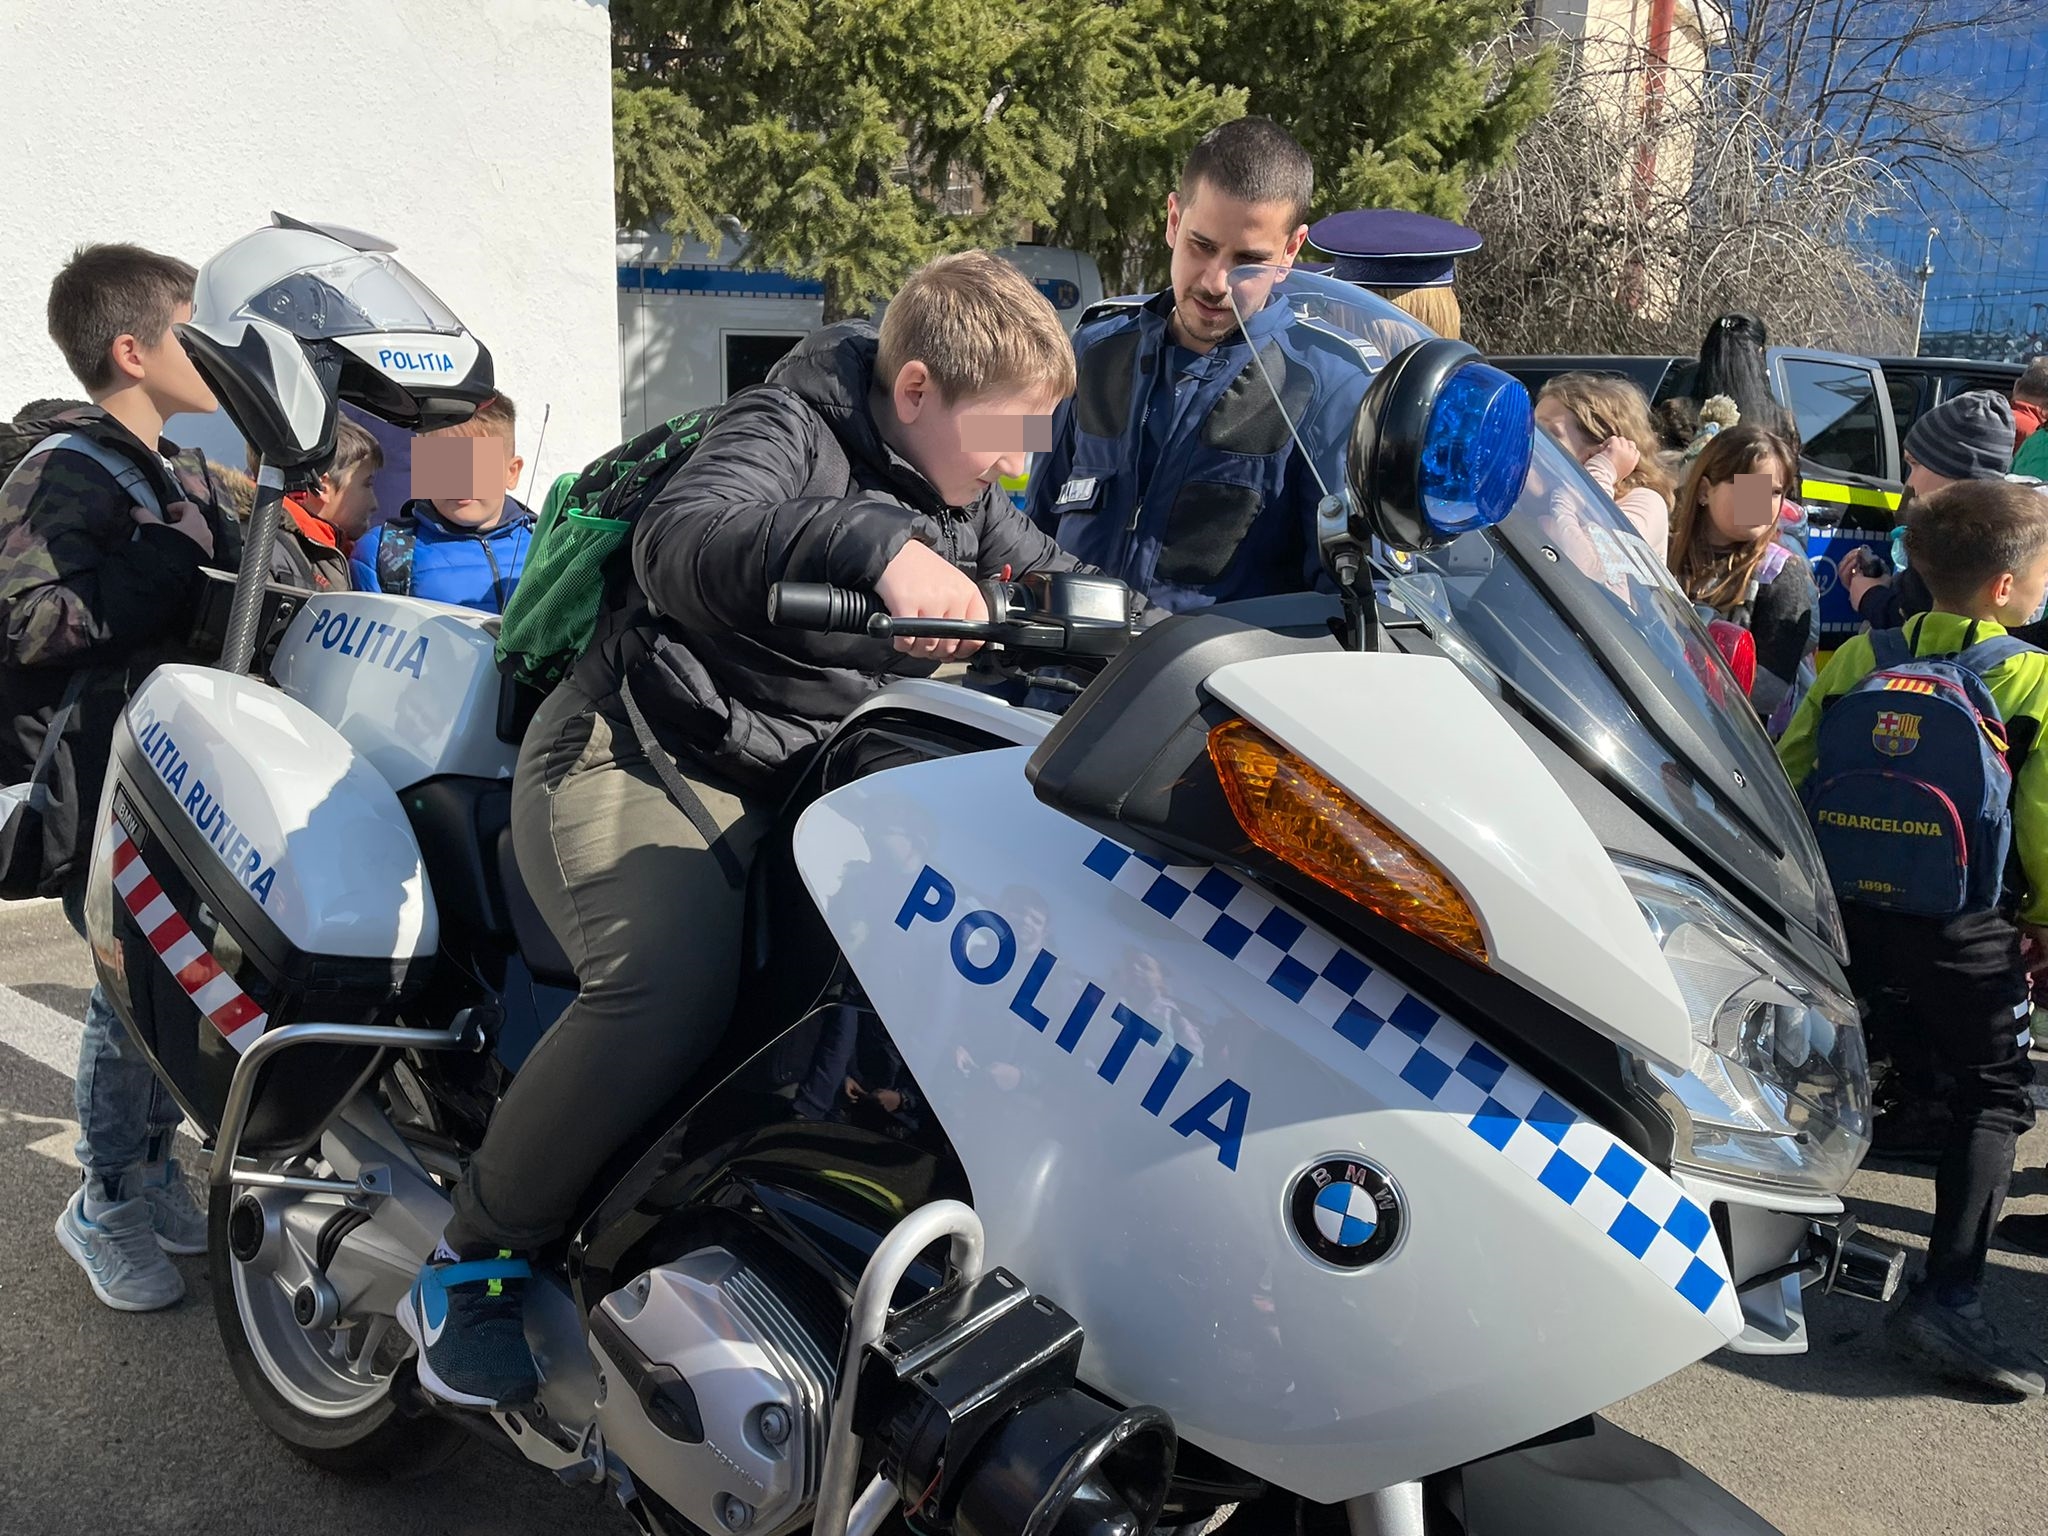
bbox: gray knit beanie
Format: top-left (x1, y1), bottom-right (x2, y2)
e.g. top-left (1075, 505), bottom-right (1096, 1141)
top-left (1903, 389), bottom-right (2016, 481)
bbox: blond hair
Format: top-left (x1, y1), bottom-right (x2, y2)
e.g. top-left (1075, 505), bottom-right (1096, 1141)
top-left (877, 251), bottom-right (1075, 404)
top-left (428, 392), bottom-right (516, 446)
top-left (1669, 423), bottom-right (1800, 610)
top-left (1537, 371), bottom-right (1677, 511)
top-left (1372, 285), bottom-right (1463, 341)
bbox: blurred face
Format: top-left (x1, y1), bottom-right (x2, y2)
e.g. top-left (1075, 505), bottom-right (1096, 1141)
top-left (1165, 179), bottom-right (1307, 353)
top-left (888, 362), bottom-right (1060, 508)
top-left (1703, 466), bottom-right (1788, 545)
top-left (1535, 398), bottom-right (1601, 461)
top-left (324, 462), bottom-right (381, 542)
top-left (412, 424), bottom-right (522, 529)
top-left (123, 301), bottom-right (218, 418)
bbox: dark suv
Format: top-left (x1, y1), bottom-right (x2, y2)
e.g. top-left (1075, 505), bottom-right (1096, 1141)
top-left (1875, 356), bottom-right (2023, 445)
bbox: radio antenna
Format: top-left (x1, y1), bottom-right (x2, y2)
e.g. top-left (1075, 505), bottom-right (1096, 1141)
top-left (522, 402), bottom-right (552, 505)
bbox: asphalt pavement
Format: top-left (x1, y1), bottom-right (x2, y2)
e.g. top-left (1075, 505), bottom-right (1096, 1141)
top-left (0, 897), bottom-right (2044, 1536)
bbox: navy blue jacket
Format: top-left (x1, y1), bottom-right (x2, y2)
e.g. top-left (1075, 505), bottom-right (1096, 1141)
top-left (350, 497), bottom-right (536, 613)
top-left (1028, 291), bottom-right (1372, 610)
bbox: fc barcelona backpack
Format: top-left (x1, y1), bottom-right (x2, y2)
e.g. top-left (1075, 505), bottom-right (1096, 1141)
top-left (1802, 626), bottom-right (2032, 916)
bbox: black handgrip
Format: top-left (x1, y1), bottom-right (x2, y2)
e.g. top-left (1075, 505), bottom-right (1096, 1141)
top-left (767, 583), bottom-right (885, 633)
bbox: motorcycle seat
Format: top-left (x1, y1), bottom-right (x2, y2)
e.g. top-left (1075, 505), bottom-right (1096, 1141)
top-left (399, 775), bottom-right (578, 989)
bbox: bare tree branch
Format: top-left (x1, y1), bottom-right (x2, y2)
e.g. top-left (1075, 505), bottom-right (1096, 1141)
top-left (1460, 39), bottom-right (1917, 357)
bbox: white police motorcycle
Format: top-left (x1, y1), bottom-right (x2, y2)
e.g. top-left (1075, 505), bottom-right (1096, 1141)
top-left (84, 222), bottom-right (1897, 1536)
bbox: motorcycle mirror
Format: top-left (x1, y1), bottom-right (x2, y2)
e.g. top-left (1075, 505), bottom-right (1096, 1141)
top-left (1345, 338), bottom-right (1534, 553)
top-left (175, 322), bottom-right (338, 480)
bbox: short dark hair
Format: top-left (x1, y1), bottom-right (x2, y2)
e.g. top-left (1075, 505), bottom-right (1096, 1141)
top-left (13, 397), bottom-right (89, 423)
top-left (1906, 479), bottom-right (2048, 606)
top-left (1179, 117), bottom-right (1314, 228)
top-left (2015, 359), bottom-right (2048, 409)
top-left (46, 244), bottom-right (198, 393)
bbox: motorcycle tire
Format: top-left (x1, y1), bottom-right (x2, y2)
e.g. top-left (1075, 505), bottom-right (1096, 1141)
top-left (209, 1180), bottom-right (467, 1478)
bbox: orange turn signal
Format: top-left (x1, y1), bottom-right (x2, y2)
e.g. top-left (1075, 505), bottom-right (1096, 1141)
top-left (1207, 718), bottom-right (1488, 965)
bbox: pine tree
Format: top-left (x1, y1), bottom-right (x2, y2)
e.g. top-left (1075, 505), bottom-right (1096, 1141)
top-left (612, 1), bottom-right (1551, 313)
top-left (613, 0), bottom-right (1231, 319)
top-left (1177, 0), bottom-right (1551, 218)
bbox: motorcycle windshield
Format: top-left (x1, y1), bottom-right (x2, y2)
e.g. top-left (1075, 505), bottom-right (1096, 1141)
top-left (1223, 265), bottom-right (1838, 953)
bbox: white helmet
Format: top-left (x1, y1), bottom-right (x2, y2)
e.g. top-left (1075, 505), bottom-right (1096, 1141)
top-left (178, 213), bottom-right (495, 475)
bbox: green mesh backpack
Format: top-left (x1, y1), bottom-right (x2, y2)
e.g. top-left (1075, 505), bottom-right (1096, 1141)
top-left (494, 406), bottom-right (721, 691)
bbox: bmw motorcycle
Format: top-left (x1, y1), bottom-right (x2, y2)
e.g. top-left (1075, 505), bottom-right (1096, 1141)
top-left (84, 225), bottom-right (1900, 1536)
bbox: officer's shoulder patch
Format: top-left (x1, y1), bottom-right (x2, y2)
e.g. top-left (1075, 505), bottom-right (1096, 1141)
top-left (1292, 314), bottom-right (1386, 370)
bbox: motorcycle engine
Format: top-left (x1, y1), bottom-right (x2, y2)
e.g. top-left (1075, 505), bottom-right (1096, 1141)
top-left (589, 1247), bottom-right (836, 1536)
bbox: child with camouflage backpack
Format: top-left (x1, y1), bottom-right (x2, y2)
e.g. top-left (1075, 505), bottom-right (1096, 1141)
top-left (0, 243), bottom-right (242, 1312)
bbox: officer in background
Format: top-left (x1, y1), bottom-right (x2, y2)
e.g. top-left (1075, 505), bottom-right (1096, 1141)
top-left (1306, 209), bottom-right (1481, 341)
top-left (1028, 118), bottom-right (1372, 611)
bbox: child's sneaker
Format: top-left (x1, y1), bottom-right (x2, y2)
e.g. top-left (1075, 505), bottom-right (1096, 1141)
top-left (55, 1188), bottom-right (186, 1312)
top-left (395, 1251), bottom-right (539, 1408)
top-left (141, 1159), bottom-right (208, 1255)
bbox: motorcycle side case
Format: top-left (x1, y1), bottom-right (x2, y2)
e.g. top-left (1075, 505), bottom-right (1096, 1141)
top-left (84, 665), bottom-right (437, 1155)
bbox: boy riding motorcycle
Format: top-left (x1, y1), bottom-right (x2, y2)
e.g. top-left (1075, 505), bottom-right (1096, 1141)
top-left (401, 250), bottom-right (1088, 1406)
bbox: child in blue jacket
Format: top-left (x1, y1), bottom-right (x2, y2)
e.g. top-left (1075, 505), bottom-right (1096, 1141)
top-left (351, 393), bottom-right (533, 612)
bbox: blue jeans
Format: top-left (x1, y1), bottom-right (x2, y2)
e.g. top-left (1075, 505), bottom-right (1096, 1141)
top-left (62, 882), bottom-right (181, 1202)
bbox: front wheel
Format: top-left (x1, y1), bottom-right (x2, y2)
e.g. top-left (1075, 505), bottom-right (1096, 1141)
top-left (210, 1161), bottom-right (467, 1478)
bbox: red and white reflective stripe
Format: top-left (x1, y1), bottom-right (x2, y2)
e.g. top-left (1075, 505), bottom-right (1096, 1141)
top-left (107, 820), bottom-right (268, 1052)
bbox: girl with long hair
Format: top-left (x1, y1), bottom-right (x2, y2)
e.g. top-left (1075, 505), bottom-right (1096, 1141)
top-left (1668, 423), bottom-right (1814, 731)
top-left (1692, 312), bottom-right (1787, 438)
top-left (1534, 372), bottom-right (1677, 548)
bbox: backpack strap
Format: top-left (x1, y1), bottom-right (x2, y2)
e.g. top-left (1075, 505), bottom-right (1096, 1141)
top-left (1867, 626), bottom-right (1913, 670)
top-left (616, 675), bottom-right (745, 889)
top-left (375, 520), bottom-right (417, 595)
top-left (1950, 635), bottom-right (2035, 680)
top-left (23, 433), bottom-right (163, 517)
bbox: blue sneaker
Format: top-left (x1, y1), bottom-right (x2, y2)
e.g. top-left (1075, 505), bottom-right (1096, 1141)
top-left (395, 1251), bottom-right (539, 1408)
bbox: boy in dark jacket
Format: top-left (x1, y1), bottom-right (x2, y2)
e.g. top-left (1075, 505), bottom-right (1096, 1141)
top-left (247, 414), bottom-right (381, 591)
top-left (1780, 479), bottom-right (2048, 1397)
top-left (398, 251), bottom-right (1081, 1407)
top-left (350, 392), bottom-right (533, 611)
top-left (0, 244), bottom-right (241, 1311)
top-left (1841, 390), bottom-right (2016, 629)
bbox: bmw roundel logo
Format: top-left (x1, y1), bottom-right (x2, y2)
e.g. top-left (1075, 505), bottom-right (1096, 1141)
top-left (1289, 1157), bottom-right (1404, 1269)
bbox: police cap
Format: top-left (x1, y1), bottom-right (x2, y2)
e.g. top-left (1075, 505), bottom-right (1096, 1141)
top-left (1306, 210), bottom-right (1482, 289)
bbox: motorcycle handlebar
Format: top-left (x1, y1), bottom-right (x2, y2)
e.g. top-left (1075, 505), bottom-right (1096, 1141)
top-left (766, 576), bottom-right (1136, 661)
top-left (767, 582), bottom-right (1011, 642)
top-left (765, 583), bottom-right (887, 635)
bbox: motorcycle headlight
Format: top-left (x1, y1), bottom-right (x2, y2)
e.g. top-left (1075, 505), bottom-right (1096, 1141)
top-left (1617, 859), bottom-right (1870, 1194)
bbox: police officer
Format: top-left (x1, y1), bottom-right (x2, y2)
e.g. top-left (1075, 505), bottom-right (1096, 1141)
top-left (1306, 209), bottom-right (1481, 341)
top-left (1029, 118), bottom-right (1372, 611)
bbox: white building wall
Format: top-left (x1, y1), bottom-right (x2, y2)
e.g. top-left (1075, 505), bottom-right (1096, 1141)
top-left (0, 0), bottom-right (618, 497)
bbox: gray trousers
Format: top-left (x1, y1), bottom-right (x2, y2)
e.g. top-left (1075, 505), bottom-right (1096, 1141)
top-left (445, 683), bottom-right (768, 1253)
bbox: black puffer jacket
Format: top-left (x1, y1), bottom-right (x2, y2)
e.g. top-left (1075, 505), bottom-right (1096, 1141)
top-left (571, 323), bottom-right (1077, 785)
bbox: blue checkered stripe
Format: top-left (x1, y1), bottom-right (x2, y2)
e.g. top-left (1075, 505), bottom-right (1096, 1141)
top-left (1082, 838), bottom-right (1737, 1329)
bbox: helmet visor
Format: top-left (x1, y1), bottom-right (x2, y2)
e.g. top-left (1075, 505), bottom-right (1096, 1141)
top-left (235, 251), bottom-right (465, 340)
